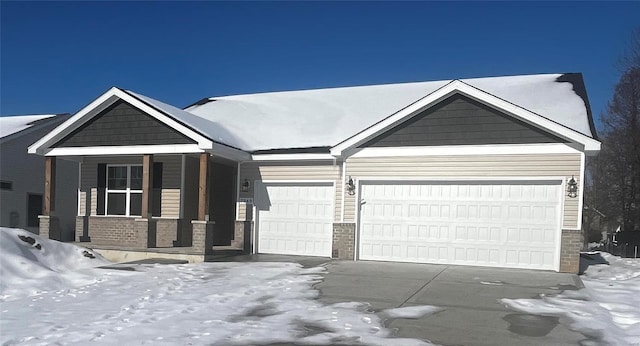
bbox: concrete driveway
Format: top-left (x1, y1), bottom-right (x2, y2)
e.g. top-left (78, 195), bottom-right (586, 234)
top-left (221, 255), bottom-right (587, 345)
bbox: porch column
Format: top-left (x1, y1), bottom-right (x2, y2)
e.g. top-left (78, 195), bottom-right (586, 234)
top-left (192, 152), bottom-right (214, 255)
top-left (198, 152), bottom-right (209, 221)
top-left (141, 154), bottom-right (154, 218)
top-left (40, 156), bottom-right (61, 240)
top-left (136, 154), bottom-right (154, 248)
top-left (44, 157), bottom-right (56, 215)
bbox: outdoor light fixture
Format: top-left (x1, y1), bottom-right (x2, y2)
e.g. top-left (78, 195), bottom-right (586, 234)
top-left (241, 179), bottom-right (250, 193)
top-left (567, 176), bottom-right (578, 198)
top-left (346, 176), bottom-right (356, 196)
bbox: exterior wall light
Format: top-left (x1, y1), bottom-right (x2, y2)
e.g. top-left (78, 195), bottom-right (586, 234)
top-left (241, 179), bottom-right (250, 193)
top-left (346, 176), bottom-right (356, 196)
top-left (567, 176), bottom-right (578, 198)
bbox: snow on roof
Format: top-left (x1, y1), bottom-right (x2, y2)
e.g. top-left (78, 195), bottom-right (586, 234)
top-left (0, 114), bottom-right (60, 139)
top-left (120, 73), bottom-right (591, 152)
top-left (463, 74), bottom-right (593, 137)
top-left (185, 80), bottom-right (449, 151)
top-left (125, 90), bottom-right (248, 149)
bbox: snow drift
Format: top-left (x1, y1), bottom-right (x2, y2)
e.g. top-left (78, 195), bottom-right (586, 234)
top-left (502, 252), bottom-right (640, 345)
top-left (0, 227), bottom-right (110, 301)
top-left (0, 228), bottom-right (438, 345)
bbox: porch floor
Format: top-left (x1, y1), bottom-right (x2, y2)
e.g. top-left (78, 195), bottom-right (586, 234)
top-left (72, 242), bottom-right (244, 264)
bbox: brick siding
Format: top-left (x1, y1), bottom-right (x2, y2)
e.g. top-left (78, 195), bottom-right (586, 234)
top-left (85, 217), bottom-right (140, 247)
top-left (155, 219), bottom-right (179, 247)
top-left (233, 221), bottom-right (252, 252)
top-left (332, 223), bottom-right (356, 260)
top-left (560, 229), bottom-right (583, 273)
top-left (38, 215), bottom-right (61, 240)
top-left (192, 221), bottom-right (214, 254)
top-left (75, 217), bottom-right (84, 241)
top-left (79, 217), bottom-right (182, 248)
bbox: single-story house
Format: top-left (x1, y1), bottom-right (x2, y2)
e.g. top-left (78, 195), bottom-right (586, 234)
top-left (1, 114), bottom-right (78, 240)
top-left (27, 73), bottom-right (600, 273)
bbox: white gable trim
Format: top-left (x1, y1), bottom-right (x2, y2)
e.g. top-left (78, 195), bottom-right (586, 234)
top-left (251, 153), bottom-right (335, 161)
top-left (28, 87), bottom-right (214, 155)
top-left (211, 142), bottom-right (251, 162)
top-left (330, 80), bottom-right (601, 157)
top-left (44, 144), bottom-right (204, 157)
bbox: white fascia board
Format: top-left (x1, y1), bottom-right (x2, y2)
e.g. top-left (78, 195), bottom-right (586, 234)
top-left (331, 80), bottom-right (601, 156)
top-left (576, 152), bottom-right (586, 231)
top-left (211, 142), bottom-right (251, 162)
top-left (44, 144), bottom-right (204, 156)
top-left (453, 82), bottom-right (601, 152)
top-left (357, 176), bottom-right (565, 184)
top-left (28, 87), bottom-right (214, 155)
top-left (29, 88), bottom-right (121, 155)
top-left (350, 143), bottom-right (581, 158)
top-left (330, 81), bottom-right (458, 156)
top-left (250, 153), bottom-right (336, 161)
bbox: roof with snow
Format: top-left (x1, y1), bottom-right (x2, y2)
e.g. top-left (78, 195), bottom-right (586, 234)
top-left (0, 114), bottom-right (65, 139)
top-left (167, 73), bottom-right (597, 152)
top-left (28, 73), bottom-right (599, 157)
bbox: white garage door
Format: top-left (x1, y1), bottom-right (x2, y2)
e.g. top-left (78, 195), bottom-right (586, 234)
top-left (358, 181), bottom-right (562, 270)
top-left (255, 182), bottom-right (333, 257)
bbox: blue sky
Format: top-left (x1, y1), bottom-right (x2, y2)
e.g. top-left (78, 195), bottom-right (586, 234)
top-left (1, 1), bottom-right (638, 131)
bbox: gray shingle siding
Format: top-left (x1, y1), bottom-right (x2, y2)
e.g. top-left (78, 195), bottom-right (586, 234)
top-left (362, 95), bottom-right (565, 147)
top-left (54, 100), bottom-right (196, 147)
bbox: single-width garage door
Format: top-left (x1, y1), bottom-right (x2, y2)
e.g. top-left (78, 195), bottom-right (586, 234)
top-left (255, 182), bottom-right (333, 257)
top-left (358, 181), bottom-right (562, 270)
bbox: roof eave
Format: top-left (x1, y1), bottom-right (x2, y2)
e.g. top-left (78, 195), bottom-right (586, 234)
top-left (28, 87), bottom-right (218, 156)
top-left (330, 80), bottom-right (601, 157)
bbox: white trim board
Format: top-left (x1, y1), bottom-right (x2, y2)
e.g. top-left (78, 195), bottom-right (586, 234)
top-left (354, 176), bottom-right (566, 183)
top-left (44, 144), bottom-right (204, 157)
top-left (331, 81), bottom-right (600, 157)
top-left (577, 152), bottom-right (586, 230)
top-left (28, 87), bottom-right (213, 155)
top-left (251, 153), bottom-right (335, 161)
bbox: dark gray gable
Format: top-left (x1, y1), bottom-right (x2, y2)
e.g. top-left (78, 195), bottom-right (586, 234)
top-left (53, 100), bottom-right (196, 147)
top-left (361, 94), bottom-right (565, 147)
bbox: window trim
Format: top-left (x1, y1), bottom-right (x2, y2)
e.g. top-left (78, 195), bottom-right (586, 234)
top-left (105, 164), bottom-right (142, 217)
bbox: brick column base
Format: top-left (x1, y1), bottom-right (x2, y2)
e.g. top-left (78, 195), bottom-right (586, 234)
top-left (233, 221), bottom-right (252, 253)
top-left (332, 223), bottom-right (356, 260)
top-left (75, 216), bottom-right (91, 242)
top-left (560, 229), bottom-right (583, 273)
top-left (134, 219), bottom-right (152, 248)
top-left (38, 215), bottom-right (61, 240)
top-left (192, 221), bottom-right (215, 254)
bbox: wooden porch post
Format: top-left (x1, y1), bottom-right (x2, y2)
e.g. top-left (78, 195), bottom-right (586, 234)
top-left (44, 157), bottom-right (56, 215)
top-left (141, 154), bottom-right (154, 218)
top-left (198, 153), bottom-right (209, 221)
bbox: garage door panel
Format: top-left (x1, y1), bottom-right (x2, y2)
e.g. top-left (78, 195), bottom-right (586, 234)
top-left (257, 183), bottom-right (333, 257)
top-left (358, 181), bottom-right (562, 270)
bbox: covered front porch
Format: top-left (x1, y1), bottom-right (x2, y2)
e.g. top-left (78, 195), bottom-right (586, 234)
top-left (39, 152), bottom-right (251, 260)
top-left (27, 87), bottom-right (254, 261)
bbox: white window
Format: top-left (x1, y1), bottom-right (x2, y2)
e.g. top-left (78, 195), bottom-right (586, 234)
top-left (106, 165), bottom-right (142, 216)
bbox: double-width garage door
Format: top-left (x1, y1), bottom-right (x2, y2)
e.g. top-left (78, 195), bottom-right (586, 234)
top-left (358, 180), bottom-right (562, 270)
top-left (255, 182), bottom-right (333, 257)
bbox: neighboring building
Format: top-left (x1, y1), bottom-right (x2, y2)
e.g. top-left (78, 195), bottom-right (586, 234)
top-left (0, 114), bottom-right (77, 240)
top-left (28, 73), bottom-right (600, 273)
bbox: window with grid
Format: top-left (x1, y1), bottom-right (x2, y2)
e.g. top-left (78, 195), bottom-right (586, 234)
top-left (106, 165), bottom-right (143, 216)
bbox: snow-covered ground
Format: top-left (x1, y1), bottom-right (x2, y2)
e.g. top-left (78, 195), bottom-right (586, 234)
top-left (0, 228), bottom-right (437, 345)
top-left (502, 252), bottom-right (640, 345)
